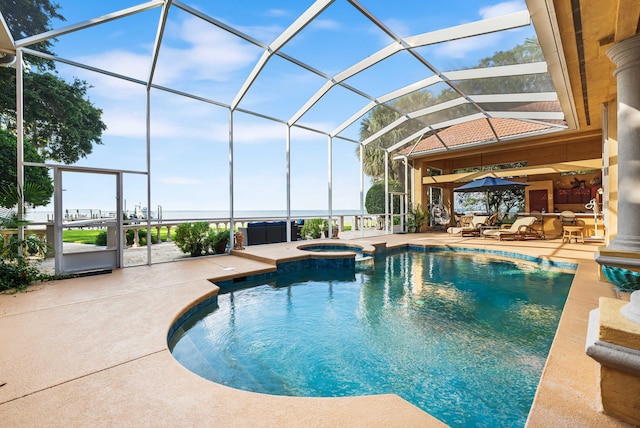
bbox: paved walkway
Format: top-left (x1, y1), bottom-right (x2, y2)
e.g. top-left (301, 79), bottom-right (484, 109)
top-left (1, 233), bottom-right (633, 427)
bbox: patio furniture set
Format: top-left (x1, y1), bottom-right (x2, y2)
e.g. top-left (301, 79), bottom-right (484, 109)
top-left (447, 210), bottom-right (585, 242)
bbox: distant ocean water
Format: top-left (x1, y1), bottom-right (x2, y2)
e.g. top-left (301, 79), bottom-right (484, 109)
top-left (25, 209), bottom-right (367, 223)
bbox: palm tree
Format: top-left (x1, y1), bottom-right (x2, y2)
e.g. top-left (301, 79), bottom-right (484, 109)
top-left (357, 90), bottom-right (436, 185)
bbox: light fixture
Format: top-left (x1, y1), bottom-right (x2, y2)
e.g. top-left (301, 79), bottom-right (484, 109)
top-left (0, 52), bottom-right (15, 67)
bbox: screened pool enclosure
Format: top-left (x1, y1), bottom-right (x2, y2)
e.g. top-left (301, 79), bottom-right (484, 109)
top-left (0, 0), bottom-right (571, 272)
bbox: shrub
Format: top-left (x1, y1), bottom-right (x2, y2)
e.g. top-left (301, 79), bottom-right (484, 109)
top-left (97, 229), bottom-right (159, 247)
top-left (365, 180), bottom-right (402, 214)
top-left (300, 218), bottom-right (325, 239)
top-left (0, 259), bottom-right (47, 292)
top-left (0, 235), bottom-right (53, 292)
top-left (174, 222), bottom-right (212, 256)
top-left (95, 231), bottom-right (108, 246)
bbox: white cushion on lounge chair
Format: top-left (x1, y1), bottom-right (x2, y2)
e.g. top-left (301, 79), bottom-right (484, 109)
top-left (483, 216), bottom-right (536, 240)
top-left (447, 215), bottom-right (488, 235)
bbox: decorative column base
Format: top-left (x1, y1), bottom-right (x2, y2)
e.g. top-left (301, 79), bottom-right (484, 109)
top-left (586, 297), bottom-right (640, 426)
top-left (595, 247), bottom-right (640, 292)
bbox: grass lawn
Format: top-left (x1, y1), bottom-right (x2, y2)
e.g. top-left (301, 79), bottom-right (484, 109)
top-left (62, 229), bottom-right (104, 244)
top-left (63, 228), bottom-right (171, 244)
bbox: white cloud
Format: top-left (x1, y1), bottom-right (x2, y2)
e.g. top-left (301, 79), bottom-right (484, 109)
top-left (101, 98), bottom-right (228, 140)
top-left (433, 32), bottom-right (502, 59)
top-left (479, 1), bottom-right (526, 19)
top-left (431, 1), bottom-right (527, 60)
top-left (75, 49), bottom-right (151, 82)
top-left (152, 16), bottom-right (260, 85)
top-left (265, 9), bottom-right (290, 18)
top-left (102, 110), bottom-right (147, 138)
top-left (232, 121), bottom-right (288, 144)
top-left (65, 15), bottom-right (261, 95)
top-left (293, 120), bottom-right (341, 136)
top-left (381, 18), bottom-right (411, 39)
top-left (311, 19), bottom-right (341, 30)
top-left (57, 62), bottom-right (147, 103)
top-left (229, 120), bottom-right (339, 144)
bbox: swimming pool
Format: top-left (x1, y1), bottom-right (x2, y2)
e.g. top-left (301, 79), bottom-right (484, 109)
top-left (169, 250), bottom-right (574, 427)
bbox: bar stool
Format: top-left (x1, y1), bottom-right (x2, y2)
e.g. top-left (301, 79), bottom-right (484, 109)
top-left (560, 210), bottom-right (578, 243)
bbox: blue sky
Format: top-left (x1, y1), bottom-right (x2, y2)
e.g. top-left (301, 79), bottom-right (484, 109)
top-left (20, 0), bottom-right (534, 214)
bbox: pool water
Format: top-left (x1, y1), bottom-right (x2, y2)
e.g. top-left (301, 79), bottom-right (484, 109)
top-left (169, 251), bottom-right (574, 427)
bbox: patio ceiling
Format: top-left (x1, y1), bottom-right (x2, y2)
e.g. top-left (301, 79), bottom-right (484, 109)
top-left (0, 0), bottom-right (577, 157)
top-left (543, 0), bottom-right (640, 133)
top-left (0, 10), bottom-right (14, 64)
top-left (422, 158), bottom-right (602, 185)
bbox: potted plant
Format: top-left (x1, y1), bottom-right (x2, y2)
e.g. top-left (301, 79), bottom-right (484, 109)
top-left (212, 229), bottom-right (230, 254)
top-left (174, 222), bottom-right (212, 257)
top-left (25, 235), bottom-right (42, 256)
top-left (392, 215), bottom-right (403, 233)
top-left (321, 219), bottom-right (330, 238)
top-left (407, 204), bottom-right (428, 233)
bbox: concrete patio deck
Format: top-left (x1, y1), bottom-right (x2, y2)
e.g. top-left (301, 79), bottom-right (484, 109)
top-left (0, 232), bottom-right (633, 427)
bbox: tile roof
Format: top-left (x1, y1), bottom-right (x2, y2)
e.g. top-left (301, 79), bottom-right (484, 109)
top-left (401, 101), bottom-right (565, 156)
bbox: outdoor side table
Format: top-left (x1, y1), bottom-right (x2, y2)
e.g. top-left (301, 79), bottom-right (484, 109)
top-left (562, 225), bottom-right (584, 243)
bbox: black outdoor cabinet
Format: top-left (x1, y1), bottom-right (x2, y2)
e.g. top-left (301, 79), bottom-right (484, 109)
top-left (242, 221), bottom-right (299, 246)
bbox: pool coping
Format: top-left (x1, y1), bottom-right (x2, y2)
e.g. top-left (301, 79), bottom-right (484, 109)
top-left (0, 234), bottom-right (634, 427)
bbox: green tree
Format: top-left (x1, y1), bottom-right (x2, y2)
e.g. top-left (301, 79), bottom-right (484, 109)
top-left (0, 0), bottom-right (63, 70)
top-left (490, 189), bottom-right (525, 214)
top-left (438, 37), bottom-right (553, 99)
top-left (0, 129), bottom-right (53, 208)
top-left (358, 105), bottom-right (400, 181)
top-left (358, 38), bottom-right (551, 187)
top-left (0, 0), bottom-right (107, 164)
top-left (21, 72), bottom-right (106, 163)
top-left (357, 91), bottom-right (436, 184)
top-left (365, 180), bottom-right (402, 214)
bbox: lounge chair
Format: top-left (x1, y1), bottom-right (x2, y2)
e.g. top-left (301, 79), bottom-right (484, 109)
top-left (482, 216), bottom-right (538, 240)
top-left (447, 215), bottom-right (489, 236)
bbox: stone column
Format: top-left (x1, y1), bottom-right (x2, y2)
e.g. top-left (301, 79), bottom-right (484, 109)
top-left (606, 34), bottom-right (640, 251)
top-left (588, 35), bottom-right (640, 426)
top-left (132, 228), bottom-right (140, 247)
top-left (596, 34), bottom-right (640, 285)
